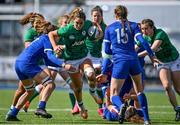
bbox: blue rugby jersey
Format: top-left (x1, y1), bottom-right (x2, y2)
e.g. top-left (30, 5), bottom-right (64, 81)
top-left (16, 34), bottom-right (63, 67)
top-left (103, 21), bottom-right (154, 61)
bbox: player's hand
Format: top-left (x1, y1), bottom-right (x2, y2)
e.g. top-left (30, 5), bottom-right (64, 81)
top-left (54, 45), bottom-right (62, 55)
top-left (123, 93), bottom-right (131, 100)
top-left (96, 74), bottom-right (108, 83)
top-left (150, 56), bottom-right (162, 68)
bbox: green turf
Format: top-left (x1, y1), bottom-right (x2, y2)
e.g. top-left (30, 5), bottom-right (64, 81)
top-left (0, 90), bottom-right (179, 124)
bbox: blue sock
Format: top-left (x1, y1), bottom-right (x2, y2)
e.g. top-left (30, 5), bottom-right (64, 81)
top-left (137, 93), bottom-right (149, 121)
top-left (11, 107), bottom-right (20, 116)
top-left (136, 109), bottom-right (144, 117)
top-left (38, 101), bottom-right (46, 109)
top-left (111, 95), bottom-right (123, 108)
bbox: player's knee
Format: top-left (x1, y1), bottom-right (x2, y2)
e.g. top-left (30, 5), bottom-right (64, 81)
top-left (35, 84), bottom-right (44, 93)
top-left (74, 86), bottom-right (82, 93)
top-left (163, 84), bottom-right (171, 92)
top-left (84, 67), bottom-right (95, 81)
top-left (16, 88), bottom-right (25, 95)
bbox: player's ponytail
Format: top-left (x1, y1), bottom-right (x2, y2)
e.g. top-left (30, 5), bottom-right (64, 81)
top-left (114, 5), bottom-right (128, 42)
top-left (42, 22), bottom-right (58, 34)
top-left (19, 12), bottom-right (45, 27)
top-left (19, 12), bottom-right (34, 25)
top-left (34, 21), bottom-right (58, 34)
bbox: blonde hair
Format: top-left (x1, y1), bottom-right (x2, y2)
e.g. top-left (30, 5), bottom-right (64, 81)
top-left (57, 14), bottom-right (69, 27)
top-left (68, 7), bottom-right (85, 23)
top-left (19, 12), bottom-right (57, 34)
top-left (35, 21), bottom-right (58, 34)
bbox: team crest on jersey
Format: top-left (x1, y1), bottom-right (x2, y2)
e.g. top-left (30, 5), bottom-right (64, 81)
top-left (82, 31), bottom-right (86, 36)
top-left (69, 35), bottom-right (75, 40)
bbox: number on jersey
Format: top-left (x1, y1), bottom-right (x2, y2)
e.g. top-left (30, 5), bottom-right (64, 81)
top-left (115, 28), bottom-right (128, 44)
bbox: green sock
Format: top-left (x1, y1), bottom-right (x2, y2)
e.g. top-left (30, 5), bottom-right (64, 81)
top-left (96, 88), bottom-right (103, 108)
top-left (69, 92), bottom-right (76, 109)
top-left (29, 89), bottom-right (39, 102)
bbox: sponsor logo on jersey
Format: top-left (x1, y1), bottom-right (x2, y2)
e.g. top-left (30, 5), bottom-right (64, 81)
top-left (72, 40), bottom-right (84, 46)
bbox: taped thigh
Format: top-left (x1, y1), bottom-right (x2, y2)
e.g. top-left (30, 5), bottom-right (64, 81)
top-left (24, 83), bottom-right (35, 91)
top-left (42, 76), bottom-right (53, 86)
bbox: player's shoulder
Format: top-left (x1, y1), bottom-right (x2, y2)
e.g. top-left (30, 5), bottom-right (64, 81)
top-left (105, 21), bottom-right (118, 31)
top-left (128, 21), bottom-right (138, 28)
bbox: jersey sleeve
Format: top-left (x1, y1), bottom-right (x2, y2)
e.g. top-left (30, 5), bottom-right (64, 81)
top-left (24, 28), bottom-right (37, 42)
top-left (154, 30), bottom-right (166, 41)
top-left (43, 37), bottom-right (63, 67)
top-left (136, 33), bottom-right (154, 57)
top-left (101, 58), bottom-right (112, 74)
top-left (133, 23), bottom-right (141, 35)
top-left (57, 25), bottom-right (69, 37)
top-left (103, 28), bottom-right (112, 55)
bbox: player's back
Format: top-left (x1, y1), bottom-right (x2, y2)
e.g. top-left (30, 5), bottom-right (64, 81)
top-left (106, 21), bottom-right (140, 60)
top-left (16, 34), bottom-right (50, 63)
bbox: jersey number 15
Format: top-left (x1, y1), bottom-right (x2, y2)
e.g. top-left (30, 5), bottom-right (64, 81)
top-left (115, 28), bottom-right (128, 44)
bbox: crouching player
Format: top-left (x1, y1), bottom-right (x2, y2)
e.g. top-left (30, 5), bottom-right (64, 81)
top-left (97, 56), bottom-right (145, 124)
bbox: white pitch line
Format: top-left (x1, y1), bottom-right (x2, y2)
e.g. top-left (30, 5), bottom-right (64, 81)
top-left (0, 105), bottom-right (172, 111)
top-left (0, 106), bottom-right (175, 115)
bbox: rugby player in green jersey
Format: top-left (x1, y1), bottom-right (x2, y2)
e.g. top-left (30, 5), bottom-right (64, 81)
top-left (85, 6), bottom-right (107, 117)
top-left (48, 7), bottom-right (103, 119)
top-left (51, 14), bottom-right (80, 115)
top-left (139, 19), bottom-right (180, 121)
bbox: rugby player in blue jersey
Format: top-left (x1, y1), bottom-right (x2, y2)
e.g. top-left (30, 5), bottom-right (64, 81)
top-left (97, 55), bottom-right (145, 123)
top-left (102, 5), bottom-right (159, 125)
top-left (5, 22), bottom-right (75, 121)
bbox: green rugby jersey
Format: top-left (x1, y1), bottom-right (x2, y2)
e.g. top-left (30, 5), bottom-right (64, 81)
top-left (148, 29), bottom-right (179, 63)
top-left (24, 27), bottom-right (44, 65)
top-left (85, 21), bottom-right (106, 58)
top-left (57, 20), bottom-right (96, 61)
top-left (24, 27), bottom-right (38, 42)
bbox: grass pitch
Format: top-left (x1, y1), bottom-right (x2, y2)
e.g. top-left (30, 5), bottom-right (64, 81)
top-left (0, 89), bottom-right (180, 124)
